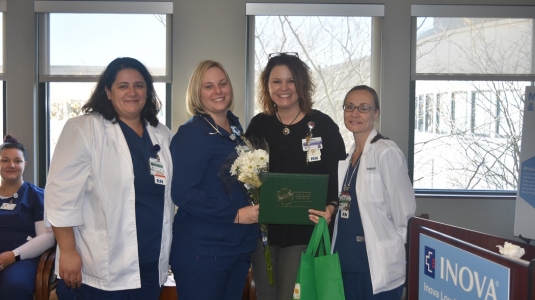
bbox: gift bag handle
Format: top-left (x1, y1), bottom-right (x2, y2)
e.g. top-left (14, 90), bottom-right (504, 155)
top-left (306, 217), bottom-right (332, 257)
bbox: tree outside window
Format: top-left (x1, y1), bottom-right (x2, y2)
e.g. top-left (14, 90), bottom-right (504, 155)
top-left (414, 17), bottom-right (532, 191)
top-left (254, 16), bottom-right (373, 149)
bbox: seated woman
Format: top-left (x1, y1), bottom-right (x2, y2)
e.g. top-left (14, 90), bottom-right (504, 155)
top-left (0, 135), bottom-right (55, 300)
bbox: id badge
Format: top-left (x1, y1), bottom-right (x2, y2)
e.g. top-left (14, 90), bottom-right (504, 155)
top-left (149, 158), bottom-right (164, 175)
top-left (339, 193), bottom-right (350, 219)
top-left (307, 149), bottom-right (321, 162)
top-left (154, 173), bottom-right (166, 185)
top-left (302, 137), bottom-right (323, 151)
top-left (1, 203), bottom-right (16, 210)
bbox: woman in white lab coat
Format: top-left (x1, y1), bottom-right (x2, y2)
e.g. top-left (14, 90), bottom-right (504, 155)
top-left (45, 57), bottom-right (173, 300)
top-left (330, 85), bottom-right (415, 299)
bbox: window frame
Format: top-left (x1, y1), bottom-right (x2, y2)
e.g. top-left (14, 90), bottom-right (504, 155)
top-left (410, 5), bottom-right (535, 198)
top-left (0, 3), bottom-right (6, 136)
top-left (245, 3), bottom-right (384, 128)
top-left (36, 1), bottom-right (173, 186)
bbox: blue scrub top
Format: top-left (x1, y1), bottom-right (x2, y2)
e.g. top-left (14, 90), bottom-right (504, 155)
top-left (170, 112), bottom-right (259, 257)
top-left (334, 163), bottom-right (370, 272)
top-left (119, 121), bottom-right (165, 264)
top-left (0, 182), bottom-right (44, 253)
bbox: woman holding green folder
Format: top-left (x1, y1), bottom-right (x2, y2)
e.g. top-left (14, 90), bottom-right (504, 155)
top-left (331, 85), bottom-right (416, 299)
top-left (246, 52), bottom-right (346, 300)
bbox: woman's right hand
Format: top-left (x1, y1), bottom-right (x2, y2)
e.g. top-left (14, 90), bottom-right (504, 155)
top-left (236, 205), bottom-right (259, 224)
top-left (59, 248), bottom-right (83, 287)
top-left (52, 226), bottom-right (83, 288)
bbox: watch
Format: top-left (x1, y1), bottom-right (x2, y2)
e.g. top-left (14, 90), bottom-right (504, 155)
top-left (13, 251), bottom-right (21, 261)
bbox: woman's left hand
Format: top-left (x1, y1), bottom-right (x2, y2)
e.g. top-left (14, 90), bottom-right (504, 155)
top-left (0, 251), bottom-right (16, 272)
top-left (308, 206), bottom-right (336, 225)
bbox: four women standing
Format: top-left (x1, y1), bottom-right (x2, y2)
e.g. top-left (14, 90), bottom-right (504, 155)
top-left (16, 54), bottom-right (414, 300)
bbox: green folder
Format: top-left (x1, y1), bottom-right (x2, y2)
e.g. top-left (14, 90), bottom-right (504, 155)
top-left (258, 173), bottom-right (329, 225)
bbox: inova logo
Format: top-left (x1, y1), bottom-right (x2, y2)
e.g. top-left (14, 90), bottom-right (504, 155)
top-left (439, 257), bottom-right (498, 299)
top-left (424, 246), bottom-right (436, 279)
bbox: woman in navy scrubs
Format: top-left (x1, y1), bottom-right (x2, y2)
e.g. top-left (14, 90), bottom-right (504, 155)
top-left (170, 60), bottom-right (259, 300)
top-left (331, 85), bottom-right (416, 299)
top-left (45, 57), bottom-right (174, 300)
top-left (0, 135), bottom-right (55, 300)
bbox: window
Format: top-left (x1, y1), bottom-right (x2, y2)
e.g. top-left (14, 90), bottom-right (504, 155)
top-left (411, 5), bottom-right (535, 193)
top-left (36, 2), bottom-right (172, 161)
top-left (0, 5), bottom-right (5, 136)
top-left (246, 4), bottom-right (383, 149)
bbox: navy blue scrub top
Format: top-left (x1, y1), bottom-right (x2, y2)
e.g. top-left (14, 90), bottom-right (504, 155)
top-left (333, 162), bottom-right (370, 272)
top-left (0, 182), bottom-right (43, 253)
top-left (119, 121), bottom-right (165, 264)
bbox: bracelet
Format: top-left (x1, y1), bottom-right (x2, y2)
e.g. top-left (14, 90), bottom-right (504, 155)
top-left (327, 201), bottom-right (339, 209)
top-left (327, 202), bottom-right (339, 213)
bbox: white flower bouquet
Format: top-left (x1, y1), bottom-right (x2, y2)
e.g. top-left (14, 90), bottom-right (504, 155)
top-left (230, 148), bottom-right (268, 190)
top-left (230, 140), bottom-right (274, 285)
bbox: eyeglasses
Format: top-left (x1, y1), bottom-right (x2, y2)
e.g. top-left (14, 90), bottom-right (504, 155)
top-left (343, 104), bottom-right (376, 113)
top-left (268, 52), bottom-right (299, 59)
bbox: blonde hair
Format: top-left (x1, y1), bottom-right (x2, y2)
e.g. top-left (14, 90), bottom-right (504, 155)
top-left (186, 60), bottom-right (234, 116)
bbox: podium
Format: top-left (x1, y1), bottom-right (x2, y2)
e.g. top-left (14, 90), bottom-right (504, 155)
top-left (407, 217), bottom-right (535, 300)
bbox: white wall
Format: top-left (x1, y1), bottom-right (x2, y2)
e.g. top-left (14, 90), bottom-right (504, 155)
top-left (7, 0), bottom-right (533, 242)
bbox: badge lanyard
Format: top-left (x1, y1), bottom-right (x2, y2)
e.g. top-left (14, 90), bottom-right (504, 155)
top-left (302, 121), bottom-right (322, 164)
top-left (339, 154), bottom-right (361, 219)
top-left (0, 193), bottom-right (18, 210)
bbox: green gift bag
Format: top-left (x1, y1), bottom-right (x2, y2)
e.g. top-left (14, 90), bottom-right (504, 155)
top-left (292, 217), bottom-right (345, 300)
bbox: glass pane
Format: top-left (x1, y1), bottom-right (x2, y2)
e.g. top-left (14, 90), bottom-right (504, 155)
top-left (416, 18), bottom-right (533, 74)
top-left (49, 82), bottom-right (167, 159)
top-left (414, 80), bottom-right (527, 191)
top-left (254, 16), bottom-right (372, 150)
top-left (49, 14), bottom-right (167, 76)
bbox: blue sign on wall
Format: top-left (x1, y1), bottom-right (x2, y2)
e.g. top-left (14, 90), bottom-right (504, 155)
top-left (419, 234), bottom-right (510, 300)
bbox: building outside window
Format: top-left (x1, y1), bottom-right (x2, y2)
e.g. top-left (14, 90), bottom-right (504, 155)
top-left (412, 5), bottom-right (535, 192)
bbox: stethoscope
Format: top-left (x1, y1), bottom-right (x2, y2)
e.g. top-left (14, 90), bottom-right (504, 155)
top-left (202, 116), bottom-right (240, 142)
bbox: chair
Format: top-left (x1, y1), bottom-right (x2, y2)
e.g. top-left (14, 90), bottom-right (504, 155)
top-left (35, 246), bottom-right (57, 300)
top-left (241, 267), bottom-right (256, 300)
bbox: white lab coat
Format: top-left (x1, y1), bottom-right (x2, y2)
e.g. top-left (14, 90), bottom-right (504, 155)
top-left (44, 113), bottom-right (174, 290)
top-left (332, 129), bottom-right (416, 294)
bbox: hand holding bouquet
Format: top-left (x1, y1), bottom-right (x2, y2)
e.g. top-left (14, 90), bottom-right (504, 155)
top-left (230, 141), bottom-right (274, 285)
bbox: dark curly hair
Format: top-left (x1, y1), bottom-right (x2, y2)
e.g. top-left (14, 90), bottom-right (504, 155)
top-left (258, 53), bottom-right (315, 115)
top-left (0, 135), bottom-right (27, 160)
top-left (82, 57), bottom-right (161, 127)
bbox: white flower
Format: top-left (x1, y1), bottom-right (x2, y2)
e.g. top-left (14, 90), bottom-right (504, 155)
top-left (230, 148), bottom-right (269, 188)
top-left (230, 162), bottom-right (239, 176)
top-left (293, 283), bottom-right (301, 299)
